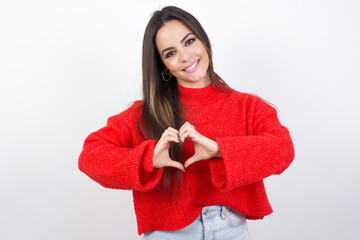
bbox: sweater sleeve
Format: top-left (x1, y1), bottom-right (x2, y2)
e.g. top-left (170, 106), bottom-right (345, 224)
top-left (209, 97), bottom-right (295, 192)
top-left (78, 102), bottom-right (163, 192)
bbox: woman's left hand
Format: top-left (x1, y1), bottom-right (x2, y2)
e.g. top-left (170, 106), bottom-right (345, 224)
top-left (179, 122), bottom-right (222, 169)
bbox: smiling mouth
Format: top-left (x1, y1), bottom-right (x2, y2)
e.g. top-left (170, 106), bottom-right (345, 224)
top-left (183, 59), bottom-right (200, 72)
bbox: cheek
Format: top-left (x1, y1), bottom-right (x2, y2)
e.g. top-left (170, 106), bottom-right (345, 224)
top-left (194, 42), bottom-right (207, 55)
top-left (192, 47), bottom-right (203, 56)
top-left (197, 47), bottom-right (208, 63)
top-left (164, 60), bottom-right (181, 72)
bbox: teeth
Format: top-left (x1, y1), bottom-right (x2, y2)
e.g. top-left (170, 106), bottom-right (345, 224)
top-left (184, 60), bottom-right (198, 71)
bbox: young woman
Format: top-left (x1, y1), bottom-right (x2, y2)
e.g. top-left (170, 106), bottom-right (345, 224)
top-left (78, 6), bottom-right (295, 240)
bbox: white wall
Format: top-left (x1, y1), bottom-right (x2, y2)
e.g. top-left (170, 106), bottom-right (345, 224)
top-left (1, 0), bottom-right (359, 239)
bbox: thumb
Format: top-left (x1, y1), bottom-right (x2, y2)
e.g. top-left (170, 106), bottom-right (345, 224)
top-left (165, 160), bottom-right (185, 172)
top-left (184, 155), bottom-right (199, 169)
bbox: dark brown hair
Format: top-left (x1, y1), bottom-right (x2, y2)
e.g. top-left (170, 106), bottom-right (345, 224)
top-left (139, 6), bottom-right (229, 194)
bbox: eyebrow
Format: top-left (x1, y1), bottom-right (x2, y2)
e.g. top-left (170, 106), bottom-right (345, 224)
top-left (161, 33), bottom-right (193, 57)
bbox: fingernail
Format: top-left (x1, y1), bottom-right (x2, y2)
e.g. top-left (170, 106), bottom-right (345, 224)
top-left (181, 169), bottom-right (185, 172)
top-left (184, 167), bottom-right (188, 171)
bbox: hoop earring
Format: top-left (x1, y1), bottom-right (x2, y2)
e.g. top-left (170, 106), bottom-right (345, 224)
top-left (162, 68), bottom-right (172, 81)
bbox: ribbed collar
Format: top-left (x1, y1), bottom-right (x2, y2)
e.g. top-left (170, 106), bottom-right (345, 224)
top-left (177, 80), bottom-right (230, 106)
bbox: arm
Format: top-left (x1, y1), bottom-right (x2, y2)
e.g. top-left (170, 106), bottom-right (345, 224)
top-left (78, 102), bottom-right (163, 192)
top-left (209, 97), bottom-right (295, 192)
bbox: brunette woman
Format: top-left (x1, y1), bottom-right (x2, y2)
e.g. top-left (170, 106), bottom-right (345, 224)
top-left (79, 6), bottom-right (294, 240)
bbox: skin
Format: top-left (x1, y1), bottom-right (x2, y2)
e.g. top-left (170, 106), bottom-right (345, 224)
top-left (155, 20), bottom-right (211, 88)
top-left (152, 20), bottom-right (222, 171)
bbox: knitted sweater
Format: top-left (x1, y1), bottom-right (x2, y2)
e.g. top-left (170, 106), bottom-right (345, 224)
top-left (78, 82), bottom-right (295, 235)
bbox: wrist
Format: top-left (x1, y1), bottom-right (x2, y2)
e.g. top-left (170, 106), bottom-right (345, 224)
top-left (212, 141), bottom-right (222, 158)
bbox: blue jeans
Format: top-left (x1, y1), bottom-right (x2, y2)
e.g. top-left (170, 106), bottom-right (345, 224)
top-left (142, 205), bottom-right (249, 240)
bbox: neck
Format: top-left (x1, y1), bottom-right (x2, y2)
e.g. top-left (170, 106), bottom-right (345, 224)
top-left (176, 75), bottom-right (211, 89)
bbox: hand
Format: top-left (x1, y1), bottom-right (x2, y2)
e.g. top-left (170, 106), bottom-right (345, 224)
top-left (179, 122), bottom-right (222, 169)
top-left (152, 127), bottom-right (185, 171)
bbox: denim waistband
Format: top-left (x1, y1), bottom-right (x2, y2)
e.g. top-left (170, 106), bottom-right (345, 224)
top-left (201, 205), bottom-right (227, 220)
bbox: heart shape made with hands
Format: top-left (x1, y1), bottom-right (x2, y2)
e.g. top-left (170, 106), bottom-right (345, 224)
top-left (152, 122), bottom-right (221, 171)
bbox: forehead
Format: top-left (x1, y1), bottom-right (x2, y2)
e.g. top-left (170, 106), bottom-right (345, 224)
top-left (155, 20), bottom-right (192, 49)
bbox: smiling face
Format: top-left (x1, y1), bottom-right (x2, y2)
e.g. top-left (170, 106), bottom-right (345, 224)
top-left (155, 20), bottom-right (211, 88)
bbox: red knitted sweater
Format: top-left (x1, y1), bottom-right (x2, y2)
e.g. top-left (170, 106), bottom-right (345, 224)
top-left (78, 82), bottom-right (295, 235)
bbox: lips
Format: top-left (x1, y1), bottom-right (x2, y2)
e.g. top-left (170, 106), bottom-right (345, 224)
top-left (182, 59), bottom-right (200, 73)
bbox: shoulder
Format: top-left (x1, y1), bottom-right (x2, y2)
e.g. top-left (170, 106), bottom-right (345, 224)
top-left (107, 100), bottom-right (144, 126)
top-left (228, 89), bottom-right (260, 105)
top-left (228, 89), bottom-right (276, 113)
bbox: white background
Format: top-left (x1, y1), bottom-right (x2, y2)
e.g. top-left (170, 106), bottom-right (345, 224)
top-left (1, 0), bottom-right (359, 239)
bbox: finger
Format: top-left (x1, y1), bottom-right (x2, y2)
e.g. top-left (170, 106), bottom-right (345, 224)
top-left (179, 122), bottom-right (196, 139)
top-left (160, 130), bottom-right (180, 141)
top-left (159, 136), bottom-right (181, 145)
top-left (179, 121), bottom-right (191, 133)
top-left (165, 160), bottom-right (185, 171)
top-left (184, 156), bottom-right (199, 169)
top-left (164, 131), bottom-right (180, 140)
top-left (165, 127), bottom-right (179, 135)
top-left (179, 130), bottom-right (197, 143)
top-left (179, 131), bottom-right (189, 142)
top-left (168, 136), bottom-right (181, 143)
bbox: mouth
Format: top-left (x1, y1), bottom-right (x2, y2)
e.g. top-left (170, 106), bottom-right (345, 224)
top-left (183, 59), bottom-right (200, 72)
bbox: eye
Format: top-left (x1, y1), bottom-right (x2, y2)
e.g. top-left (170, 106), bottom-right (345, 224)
top-left (185, 38), bottom-right (195, 46)
top-left (165, 51), bottom-right (176, 59)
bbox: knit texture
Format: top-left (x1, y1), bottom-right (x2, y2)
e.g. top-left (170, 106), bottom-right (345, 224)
top-left (78, 82), bottom-right (295, 235)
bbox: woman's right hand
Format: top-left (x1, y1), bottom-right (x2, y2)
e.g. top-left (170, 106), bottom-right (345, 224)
top-left (152, 127), bottom-right (185, 171)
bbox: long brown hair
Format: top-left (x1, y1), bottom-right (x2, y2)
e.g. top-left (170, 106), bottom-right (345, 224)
top-left (139, 6), bottom-right (228, 194)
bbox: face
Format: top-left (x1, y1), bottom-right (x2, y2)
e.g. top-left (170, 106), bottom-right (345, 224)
top-left (155, 20), bottom-right (210, 88)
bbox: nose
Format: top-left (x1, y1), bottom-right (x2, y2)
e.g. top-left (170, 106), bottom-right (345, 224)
top-left (179, 49), bottom-right (191, 62)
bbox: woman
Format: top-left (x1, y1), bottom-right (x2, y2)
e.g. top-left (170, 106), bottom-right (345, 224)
top-left (78, 6), bottom-right (295, 240)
